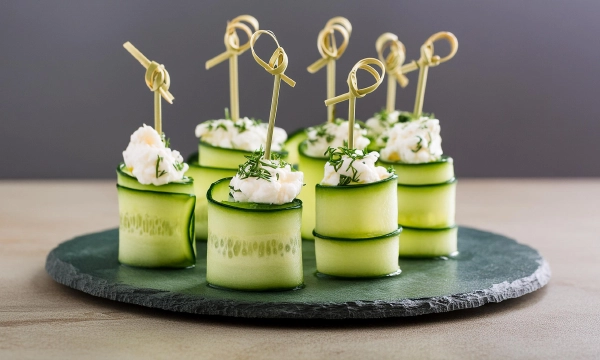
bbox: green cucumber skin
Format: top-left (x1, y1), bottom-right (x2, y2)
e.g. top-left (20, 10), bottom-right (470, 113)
top-left (116, 163), bottom-right (194, 194)
top-left (117, 185), bottom-right (196, 268)
top-left (284, 129), bottom-right (308, 169)
top-left (185, 159), bottom-right (237, 240)
top-left (198, 141), bottom-right (288, 169)
top-left (379, 156), bottom-right (454, 185)
top-left (399, 226), bottom-right (458, 257)
top-left (297, 142), bottom-right (327, 239)
top-left (206, 178), bottom-right (304, 291)
top-left (397, 180), bottom-right (456, 229)
top-left (314, 234), bottom-right (400, 278)
top-left (315, 175), bottom-right (399, 239)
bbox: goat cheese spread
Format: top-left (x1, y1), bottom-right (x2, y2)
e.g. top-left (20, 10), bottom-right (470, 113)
top-left (122, 124), bottom-right (189, 186)
top-left (195, 118), bottom-right (287, 152)
top-left (229, 150), bottom-right (303, 205)
top-left (321, 147), bottom-right (392, 186)
top-left (379, 117), bottom-right (443, 164)
top-left (303, 119), bottom-right (370, 158)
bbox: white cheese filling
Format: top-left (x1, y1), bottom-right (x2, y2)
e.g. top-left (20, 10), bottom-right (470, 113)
top-left (379, 117), bottom-right (443, 164)
top-left (195, 118), bottom-right (287, 152)
top-left (321, 149), bottom-right (392, 186)
top-left (303, 119), bottom-right (370, 158)
top-left (229, 158), bottom-right (303, 205)
top-left (122, 124), bottom-right (189, 186)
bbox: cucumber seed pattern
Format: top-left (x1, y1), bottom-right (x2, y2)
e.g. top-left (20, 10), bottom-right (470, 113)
top-left (208, 233), bottom-right (300, 259)
top-left (120, 212), bottom-right (181, 237)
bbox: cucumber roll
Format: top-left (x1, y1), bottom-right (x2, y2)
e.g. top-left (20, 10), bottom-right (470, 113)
top-left (314, 146), bottom-right (399, 278)
top-left (118, 125), bottom-right (196, 268)
top-left (206, 148), bottom-right (304, 291)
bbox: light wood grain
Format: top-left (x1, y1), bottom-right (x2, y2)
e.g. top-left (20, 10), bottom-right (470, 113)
top-left (1, 180), bottom-right (599, 359)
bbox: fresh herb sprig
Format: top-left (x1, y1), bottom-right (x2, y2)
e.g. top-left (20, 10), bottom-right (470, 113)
top-left (155, 155), bottom-right (168, 178)
top-left (324, 146), bottom-right (367, 186)
top-left (236, 147), bottom-right (289, 182)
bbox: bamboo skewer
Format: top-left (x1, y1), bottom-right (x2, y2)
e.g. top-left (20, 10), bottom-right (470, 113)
top-left (307, 17), bottom-right (352, 123)
top-left (376, 33), bottom-right (409, 113)
top-left (206, 15), bottom-right (259, 121)
top-left (250, 30), bottom-right (296, 160)
top-left (399, 32), bottom-right (458, 117)
top-left (123, 42), bottom-right (174, 135)
top-left (325, 58), bottom-right (385, 149)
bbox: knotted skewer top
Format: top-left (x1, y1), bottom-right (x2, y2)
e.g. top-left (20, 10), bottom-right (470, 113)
top-left (376, 33), bottom-right (409, 88)
top-left (325, 58), bottom-right (385, 149)
top-left (307, 16), bottom-right (352, 73)
top-left (400, 32), bottom-right (458, 74)
top-left (401, 32), bottom-right (458, 117)
top-left (250, 30), bottom-right (296, 87)
top-left (325, 58), bottom-right (385, 107)
top-left (205, 15), bottom-right (259, 70)
top-left (124, 42), bottom-right (174, 104)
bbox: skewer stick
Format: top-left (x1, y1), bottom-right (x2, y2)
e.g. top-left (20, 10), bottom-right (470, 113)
top-left (399, 32), bottom-right (458, 117)
top-left (250, 30), bottom-right (296, 159)
top-left (376, 33), bottom-right (410, 113)
top-left (325, 58), bottom-right (385, 149)
top-left (123, 42), bottom-right (174, 134)
top-left (307, 17), bottom-right (352, 123)
top-left (205, 15), bottom-right (259, 121)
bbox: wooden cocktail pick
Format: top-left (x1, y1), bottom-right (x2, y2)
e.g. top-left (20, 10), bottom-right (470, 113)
top-left (325, 58), bottom-right (385, 149)
top-left (400, 32), bottom-right (458, 117)
top-left (206, 15), bottom-right (259, 121)
top-left (307, 17), bottom-right (352, 123)
top-left (250, 30), bottom-right (296, 159)
top-left (376, 33), bottom-right (410, 113)
top-left (123, 42), bottom-right (174, 135)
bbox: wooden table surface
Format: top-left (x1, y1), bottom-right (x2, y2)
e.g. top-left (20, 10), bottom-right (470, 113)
top-left (1, 180), bottom-right (599, 359)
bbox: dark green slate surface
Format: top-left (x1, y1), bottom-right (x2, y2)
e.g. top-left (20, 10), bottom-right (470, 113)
top-left (45, 227), bottom-right (550, 319)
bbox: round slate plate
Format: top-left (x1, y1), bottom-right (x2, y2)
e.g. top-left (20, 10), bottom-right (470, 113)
top-left (45, 227), bottom-right (550, 319)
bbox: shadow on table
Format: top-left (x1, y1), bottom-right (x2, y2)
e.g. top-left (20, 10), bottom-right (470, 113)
top-left (40, 268), bottom-right (549, 330)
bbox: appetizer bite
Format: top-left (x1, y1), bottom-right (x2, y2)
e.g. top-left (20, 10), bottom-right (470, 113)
top-left (118, 42), bottom-right (196, 268)
top-left (313, 58), bottom-right (401, 278)
top-left (206, 30), bottom-right (304, 291)
top-left (377, 32), bottom-right (459, 257)
top-left (299, 17), bottom-right (369, 239)
top-left (186, 15), bottom-right (290, 240)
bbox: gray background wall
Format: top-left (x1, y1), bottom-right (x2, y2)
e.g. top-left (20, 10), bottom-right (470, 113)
top-left (1, 0), bottom-right (599, 179)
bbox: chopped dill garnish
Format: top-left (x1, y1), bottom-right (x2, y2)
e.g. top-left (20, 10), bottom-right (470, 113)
top-left (324, 146), bottom-right (365, 186)
top-left (155, 155), bottom-right (167, 178)
top-left (172, 161), bottom-right (185, 171)
top-left (235, 147), bottom-right (290, 182)
top-left (412, 136), bottom-right (423, 153)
